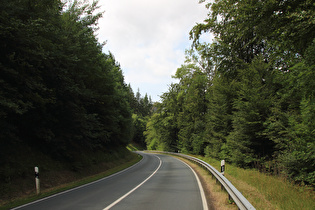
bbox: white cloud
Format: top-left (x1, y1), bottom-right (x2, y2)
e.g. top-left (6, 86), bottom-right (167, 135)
top-left (96, 0), bottom-right (212, 101)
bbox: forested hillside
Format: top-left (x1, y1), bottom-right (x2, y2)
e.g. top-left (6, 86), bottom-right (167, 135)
top-left (145, 0), bottom-right (315, 187)
top-left (0, 0), bottom-right (153, 195)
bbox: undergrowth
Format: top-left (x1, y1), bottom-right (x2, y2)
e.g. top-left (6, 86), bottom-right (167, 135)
top-left (0, 147), bottom-right (141, 209)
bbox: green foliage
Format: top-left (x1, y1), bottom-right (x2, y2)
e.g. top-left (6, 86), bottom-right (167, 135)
top-left (266, 58), bottom-right (315, 185)
top-left (227, 56), bottom-right (276, 167)
top-left (127, 87), bottom-right (153, 147)
top-left (144, 116), bottom-right (159, 150)
top-left (0, 0), bottom-right (135, 185)
top-left (204, 72), bottom-right (236, 159)
top-left (145, 0), bottom-right (315, 186)
top-left (132, 114), bottom-right (148, 147)
top-left (144, 84), bottom-right (180, 152)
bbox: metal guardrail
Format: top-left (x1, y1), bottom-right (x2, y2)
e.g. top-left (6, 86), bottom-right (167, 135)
top-left (147, 151), bottom-right (255, 210)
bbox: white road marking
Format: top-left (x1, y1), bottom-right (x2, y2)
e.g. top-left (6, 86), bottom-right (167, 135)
top-left (179, 159), bottom-right (209, 210)
top-left (103, 155), bottom-right (162, 210)
top-left (13, 153), bottom-right (145, 210)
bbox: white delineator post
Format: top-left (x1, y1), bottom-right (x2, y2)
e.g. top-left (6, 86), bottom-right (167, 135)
top-left (221, 160), bottom-right (225, 176)
top-left (34, 166), bottom-right (40, 194)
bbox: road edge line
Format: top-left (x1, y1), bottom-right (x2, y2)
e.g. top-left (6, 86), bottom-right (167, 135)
top-left (179, 159), bottom-right (209, 210)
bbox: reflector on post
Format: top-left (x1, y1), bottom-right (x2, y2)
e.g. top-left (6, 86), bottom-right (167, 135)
top-left (34, 166), bottom-right (40, 194)
top-left (221, 160), bottom-right (225, 176)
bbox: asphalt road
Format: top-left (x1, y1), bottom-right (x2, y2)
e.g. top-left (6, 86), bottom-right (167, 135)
top-left (15, 152), bottom-right (207, 210)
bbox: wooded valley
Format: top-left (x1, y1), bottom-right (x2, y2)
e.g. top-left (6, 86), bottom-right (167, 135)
top-left (0, 0), bottom-right (314, 198)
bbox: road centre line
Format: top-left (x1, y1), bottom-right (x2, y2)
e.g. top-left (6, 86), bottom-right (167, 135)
top-left (103, 154), bottom-right (162, 210)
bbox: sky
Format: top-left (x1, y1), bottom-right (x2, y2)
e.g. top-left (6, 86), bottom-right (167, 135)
top-left (95, 0), bottom-right (212, 102)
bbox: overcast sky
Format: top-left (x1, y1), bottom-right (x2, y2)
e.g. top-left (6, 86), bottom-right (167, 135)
top-left (95, 0), bottom-right (212, 102)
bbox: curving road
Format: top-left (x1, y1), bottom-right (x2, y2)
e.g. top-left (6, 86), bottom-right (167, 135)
top-left (15, 152), bottom-right (207, 210)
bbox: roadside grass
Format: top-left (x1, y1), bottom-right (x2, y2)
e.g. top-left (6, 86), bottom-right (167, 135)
top-left (0, 151), bottom-right (142, 210)
top-left (127, 144), bottom-right (139, 151)
top-left (127, 142), bottom-right (146, 151)
top-left (177, 157), bottom-right (238, 210)
top-left (197, 156), bottom-right (315, 210)
top-left (146, 150), bottom-right (315, 209)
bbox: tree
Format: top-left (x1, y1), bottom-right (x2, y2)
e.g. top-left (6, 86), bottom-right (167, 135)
top-left (0, 0), bottom-right (134, 165)
top-left (227, 56), bottom-right (276, 167)
top-left (173, 65), bottom-right (208, 154)
top-left (204, 72), bottom-right (236, 159)
top-left (188, 0), bottom-right (315, 186)
top-left (144, 84), bottom-right (181, 152)
top-left (265, 46), bottom-right (315, 185)
top-left (0, 0), bottom-right (63, 160)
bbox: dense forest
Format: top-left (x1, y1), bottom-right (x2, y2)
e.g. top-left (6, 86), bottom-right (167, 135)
top-left (0, 0), bottom-right (153, 189)
top-left (1, 0), bottom-right (314, 194)
top-left (145, 0), bottom-right (315, 187)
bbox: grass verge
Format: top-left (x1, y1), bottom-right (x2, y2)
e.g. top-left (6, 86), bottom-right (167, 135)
top-left (0, 151), bottom-right (142, 210)
top-left (197, 155), bottom-right (315, 210)
top-left (152, 151), bottom-right (315, 209)
top-left (177, 157), bottom-right (237, 210)
top-left (126, 142), bottom-right (146, 151)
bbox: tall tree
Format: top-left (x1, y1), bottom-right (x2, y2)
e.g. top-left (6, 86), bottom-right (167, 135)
top-left (144, 84), bottom-right (180, 152)
top-left (204, 72), bottom-right (236, 159)
top-left (0, 0), bottom-right (134, 166)
top-left (188, 0), bottom-right (315, 185)
top-left (227, 56), bottom-right (276, 167)
top-left (173, 64), bottom-right (208, 154)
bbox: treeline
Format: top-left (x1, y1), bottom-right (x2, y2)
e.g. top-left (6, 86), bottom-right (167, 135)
top-left (145, 0), bottom-right (314, 186)
top-left (0, 0), bottom-right (152, 181)
top-left (129, 88), bottom-right (153, 147)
